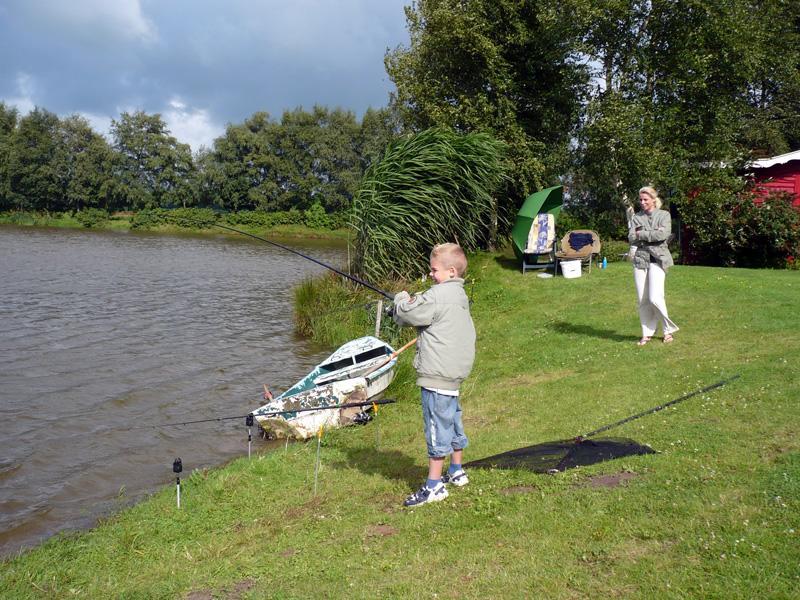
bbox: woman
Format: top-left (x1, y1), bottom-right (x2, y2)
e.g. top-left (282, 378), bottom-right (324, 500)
top-left (628, 186), bottom-right (679, 345)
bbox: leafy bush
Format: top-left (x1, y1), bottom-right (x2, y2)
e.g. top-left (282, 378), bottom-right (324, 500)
top-left (602, 239), bottom-right (634, 263)
top-left (0, 211), bottom-right (35, 225)
top-left (169, 208), bottom-right (218, 229)
top-left (678, 188), bottom-right (800, 268)
top-left (732, 192), bottom-right (800, 268)
top-left (224, 209), bottom-right (305, 229)
top-left (75, 208), bottom-right (110, 228)
top-left (131, 208), bottom-right (218, 230)
top-left (558, 205), bottom-right (628, 240)
top-left (303, 203), bottom-right (331, 229)
top-left (130, 208), bottom-right (171, 229)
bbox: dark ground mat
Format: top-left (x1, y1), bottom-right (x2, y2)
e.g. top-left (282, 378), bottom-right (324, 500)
top-left (465, 437), bottom-right (657, 473)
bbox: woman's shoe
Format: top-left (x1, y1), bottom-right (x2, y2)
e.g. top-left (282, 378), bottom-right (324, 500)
top-left (663, 333), bottom-right (674, 344)
top-left (637, 337), bottom-right (651, 346)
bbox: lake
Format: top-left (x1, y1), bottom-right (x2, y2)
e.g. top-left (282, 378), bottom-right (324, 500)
top-left (0, 226), bottom-right (348, 557)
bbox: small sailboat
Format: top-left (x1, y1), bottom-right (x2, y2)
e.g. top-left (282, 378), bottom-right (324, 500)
top-left (253, 336), bottom-right (398, 440)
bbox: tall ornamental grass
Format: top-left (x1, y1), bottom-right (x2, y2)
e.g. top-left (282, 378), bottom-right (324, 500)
top-left (351, 128), bottom-right (507, 280)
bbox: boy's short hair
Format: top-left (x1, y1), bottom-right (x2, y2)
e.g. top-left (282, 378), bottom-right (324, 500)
top-left (431, 243), bottom-right (468, 277)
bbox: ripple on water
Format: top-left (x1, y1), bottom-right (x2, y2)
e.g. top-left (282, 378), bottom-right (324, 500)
top-left (0, 227), bottom-right (343, 557)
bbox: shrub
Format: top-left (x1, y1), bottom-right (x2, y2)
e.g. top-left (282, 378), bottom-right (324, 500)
top-left (0, 211), bottom-right (35, 225)
top-left (733, 191), bottom-right (800, 268)
top-left (130, 208), bottom-right (171, 229)
top-left (558, 206), bottom-right (628, 241)
top-left (169, 207), bottom-right (218, 229)
top-left (678, 187), bottom-right (800, 268)
top-left (602, 239), bottom-right (633, 263)
top-left (130, 208), bottom-right (218, 230)
top-left (303, 203), bottom-right (331, 229)
top-left (75, 208), bottom-right (110, 228)
top-left (223, 209), bottom-right (307, 229)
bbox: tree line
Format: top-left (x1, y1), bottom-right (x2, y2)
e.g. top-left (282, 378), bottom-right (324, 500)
top-left (386, 0), bottom-right (800, 238)
top-left (0, 104), bottom-right (399, 215)
top-left (1, 0), bottom-right (798, 256)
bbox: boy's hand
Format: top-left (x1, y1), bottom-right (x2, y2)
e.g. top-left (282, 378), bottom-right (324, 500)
top-left (394, 291), bottom-right (410, 304)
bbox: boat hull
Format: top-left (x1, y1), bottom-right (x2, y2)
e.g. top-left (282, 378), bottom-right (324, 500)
top-left (254, 368), bottom-right (395, 440)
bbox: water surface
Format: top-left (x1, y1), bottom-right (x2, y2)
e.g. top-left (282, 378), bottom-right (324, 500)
top-left (0, 226), bottom-right (347, 557)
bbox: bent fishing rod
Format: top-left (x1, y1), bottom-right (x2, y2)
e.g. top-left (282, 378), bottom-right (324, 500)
top-left (576, 374), bottom-right (740, 441)
top-left (128, 398), bottom-right (397, 430)
top-left (213, 223), bottom-right (393, 301)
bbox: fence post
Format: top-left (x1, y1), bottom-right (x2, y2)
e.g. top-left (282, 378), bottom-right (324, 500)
top-left (374, 299), bottom-right (383, 337)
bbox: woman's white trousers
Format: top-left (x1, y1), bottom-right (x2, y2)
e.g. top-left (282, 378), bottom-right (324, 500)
top-left (633, 264), bottom-right (679, 337)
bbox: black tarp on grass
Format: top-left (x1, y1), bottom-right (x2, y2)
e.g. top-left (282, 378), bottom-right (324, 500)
top-left (465, 437), bottom-right (656, 473)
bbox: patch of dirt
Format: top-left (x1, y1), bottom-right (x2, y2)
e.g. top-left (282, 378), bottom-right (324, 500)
top-left (366, 524), bottom-right (398, 537)
top-left (375, 492), bottom-right (401, 514)
top-left (283, 495), bottom-right (326, 520)
top-left (500, 485), bottom-right (537, 495)
top-left (582, 472), bottom-right (638, 488)
top-left (280, 547), bottom-right (296, 557)
top-left (185, 591), bottom-right (213, 600)
top-left (225, 579), bottom-right (256, 600)
top-left (609, 539), bottom-right (675, 563)
top-left (760, 426), bottom-right (799, 462)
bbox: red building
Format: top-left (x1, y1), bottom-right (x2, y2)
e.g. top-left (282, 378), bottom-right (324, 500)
top-left (746, 150), bottom-right (800, 207)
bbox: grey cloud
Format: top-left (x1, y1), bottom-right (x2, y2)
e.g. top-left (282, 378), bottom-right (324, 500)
top-left (0, 0), bottom-right (408, 149)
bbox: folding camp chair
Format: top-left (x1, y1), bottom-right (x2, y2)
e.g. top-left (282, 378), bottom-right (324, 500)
top-left (521, 213), bottom-right (557, 275)
top-left (555, 230), bottom-right (601, 273)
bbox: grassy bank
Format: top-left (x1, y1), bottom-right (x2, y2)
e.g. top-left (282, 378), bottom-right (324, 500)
top-left (0, 211), bottom-right (350, 241)
top-left (1, 251), bottom-right (798, 598)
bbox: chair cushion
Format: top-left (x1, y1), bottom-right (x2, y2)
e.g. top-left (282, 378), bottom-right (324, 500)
top-left (525, 213), bottom-right (555, 253)
top-left (569, 232), bottom-right (594, 250)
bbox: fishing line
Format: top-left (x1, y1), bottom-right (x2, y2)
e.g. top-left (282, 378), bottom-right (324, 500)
top-left (125, 398), bottom-right (397, 430)
top-left (213, 223), bottom-right (393, 300)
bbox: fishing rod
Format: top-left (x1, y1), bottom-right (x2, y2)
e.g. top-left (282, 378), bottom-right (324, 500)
top-left (213, 223), bottom-right (393, 301)
top-left (363, 337), bottom-right (417, 377)
top-left (129, 398), bottom-right (397, 430)
top-left (577, 374), bottom-right (740, 441)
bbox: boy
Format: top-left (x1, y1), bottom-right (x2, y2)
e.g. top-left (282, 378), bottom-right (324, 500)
top-left (393, 243), bottom-right (476, 507)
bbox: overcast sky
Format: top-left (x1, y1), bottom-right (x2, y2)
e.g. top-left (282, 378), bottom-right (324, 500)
top-left (0, 0), bottom-right (410, 152)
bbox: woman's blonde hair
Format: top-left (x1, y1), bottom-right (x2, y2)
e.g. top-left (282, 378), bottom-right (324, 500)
top-left (639, 186), bottom-right (662, 209)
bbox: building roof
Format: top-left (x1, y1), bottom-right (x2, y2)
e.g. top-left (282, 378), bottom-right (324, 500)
top-left (748, 150), bottom-right (800, 169)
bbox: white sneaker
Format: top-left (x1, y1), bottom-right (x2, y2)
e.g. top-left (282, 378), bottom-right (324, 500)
top-left (442, 469), bottom-right (469, 487)
top-left (403, 482), bottom-right (449, 507)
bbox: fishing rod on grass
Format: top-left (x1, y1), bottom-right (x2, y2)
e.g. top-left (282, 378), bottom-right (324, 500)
top-left (128, 398), bottom-right (398, 430)
top-left (576, 374), bottom-right (741, 442)
top-left (213, 223), bottom-right (394, 301)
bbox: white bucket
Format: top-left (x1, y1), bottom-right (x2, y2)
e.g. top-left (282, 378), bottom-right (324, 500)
top-left (560, 260), bottom-right (582, 279)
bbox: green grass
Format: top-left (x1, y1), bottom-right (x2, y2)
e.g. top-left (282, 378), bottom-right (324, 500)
top-left (2, 251), bottom-right (798, 599)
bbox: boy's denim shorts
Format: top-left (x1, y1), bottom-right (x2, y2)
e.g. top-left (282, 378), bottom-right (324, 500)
top-left (420, 388), bottom-right (468, 458)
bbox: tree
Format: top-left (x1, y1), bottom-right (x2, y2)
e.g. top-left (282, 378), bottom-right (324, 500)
top-left (203, 106), bottom-right (373, 213)
top-left (566, 0), bottom-right (800, 239)
top-left (358, 106), bottom-right (403, 169)
top-left (8, 108), bottom-right (62, 211)
top-left (60, 115), bottom-right (122, 212)
top-left (0, 103), bottom-right (19, 210)
top-left (386, 0), bottom-right (588, 231)
top-left (274, 106), bottom-right (362, 212)
top-left (111, 111), bottom-right (194, 209)
top-left (201, 112), bottom-right (279, 211)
